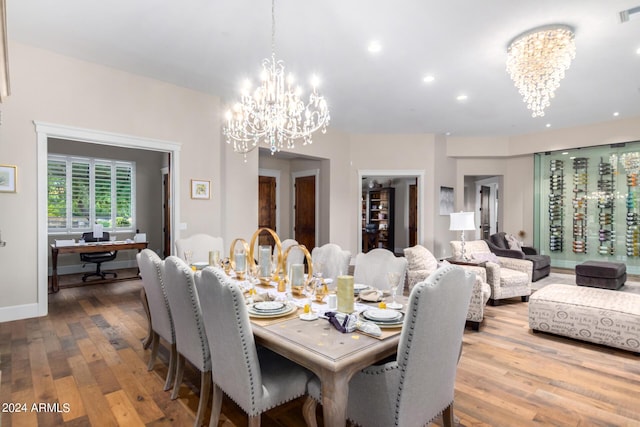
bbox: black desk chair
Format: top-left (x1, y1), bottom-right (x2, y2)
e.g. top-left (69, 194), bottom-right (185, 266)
top-left (81, 231), bottom-right (118, 282)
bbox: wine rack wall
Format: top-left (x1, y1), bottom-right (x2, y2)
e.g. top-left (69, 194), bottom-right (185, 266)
top-left (572, 157), bottom-right (588, 254)
top-left (597, 158), bottom-right (615, 255)
top-left (549, 159), bottom-right (564, 252)
top-left (627, 172), bottom-right (639, 257)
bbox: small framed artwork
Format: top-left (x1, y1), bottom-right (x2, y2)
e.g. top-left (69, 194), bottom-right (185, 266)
top-left (191, 179), bottom-right (210, 200)
top-left (439, 186), bottom-right (454, 215)
top-left (0, 164), bottom-right (16, 193)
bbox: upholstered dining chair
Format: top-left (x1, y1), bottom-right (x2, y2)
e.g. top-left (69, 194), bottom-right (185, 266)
top-left (163, 256), bottom-right (211, 427)
top-left (194, 266), bottom-right (313, 427)
top-left (280, 238), bottom-right (305, 274)
top-left (175, 233), bottom-right (224, 264)
top-left (353, 248), bottom-right (407, 291)
top-left (303, 265), bottom-right (474, 427)
top-left (310, 243), bottom-right (351, 283)
top-left (136, 249), bottom-right (177, 391)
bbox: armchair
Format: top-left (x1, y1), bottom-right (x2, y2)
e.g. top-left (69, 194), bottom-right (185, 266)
top-left (451, 240), bottom-right (532, 305)
top-left (404, 244), bottom-right (491, 330)
top-left (486, 232), bottom-right (551, 282)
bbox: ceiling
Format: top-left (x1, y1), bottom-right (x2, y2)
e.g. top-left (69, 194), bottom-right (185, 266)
top-left (8, 0), bottom-right (640, 137)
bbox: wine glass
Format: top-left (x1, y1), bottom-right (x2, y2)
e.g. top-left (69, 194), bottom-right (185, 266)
top-left (184, 250), bottom-right (193, 266)
top-left (387, 271), bottom-right (402, 309)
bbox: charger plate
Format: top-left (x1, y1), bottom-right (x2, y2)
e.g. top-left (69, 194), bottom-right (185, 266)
top-left (248, 302), bottom-right (296, 318)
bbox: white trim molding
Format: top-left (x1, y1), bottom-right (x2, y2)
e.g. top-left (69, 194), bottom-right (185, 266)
top-left (357, 169), bottom-right (425, 254)
top-left (35, 121), bottom-right (181, 317)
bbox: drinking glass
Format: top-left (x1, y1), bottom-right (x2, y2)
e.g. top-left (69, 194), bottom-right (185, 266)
top-left (387, 271), bottom-right (402, 309)
top-left (184, 250), bottom-right (193, 266)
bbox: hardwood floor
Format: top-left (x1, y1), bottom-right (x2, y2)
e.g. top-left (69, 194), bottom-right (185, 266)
top-left (1, 276), bottom-right (640, 426)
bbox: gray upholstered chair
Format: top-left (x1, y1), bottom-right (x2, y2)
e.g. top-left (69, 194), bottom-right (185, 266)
top-left (175, 233), bottom-right (224, 264)
top-left (403, 244), bottom-right (491, 330)
top-left (310, 243), bottom-right (351, 284)
top-left (136, 249), bottom-right (177, 391)
top-left (450, 240), bottom-right (532, 305)
top-left (303, 265), bottom-right (474, 427)
top-left (163, 256), bottom-right (211, 427)
top-left (194, 266), bottom-right (313, 427)
top-left (354, 248), bottom-right (407, 291)
top-left (486, 231), bottom-right (551, 282)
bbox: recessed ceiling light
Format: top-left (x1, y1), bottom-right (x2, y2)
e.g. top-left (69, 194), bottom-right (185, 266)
top-left (423, 75), bottom-right (435, 83)
top-left (614, 111), bottom-right (620, 117)
top-left (546, 123), bottom-right (552, 128)
top-left (367, 41), bottom-right (382, 53)
top-left (456, 94), bottom-right (468, 101)
top-left (636, 47), bottom-right (640, 55)
top-left (445, 132), bottom-right (451, 136)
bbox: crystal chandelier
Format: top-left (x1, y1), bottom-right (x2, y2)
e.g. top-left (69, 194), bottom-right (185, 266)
top-left (223, 0), bottom-right (330, 158)
top-left (506, 25), bottom-right (576, 118)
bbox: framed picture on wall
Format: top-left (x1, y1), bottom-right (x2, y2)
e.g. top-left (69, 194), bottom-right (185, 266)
top-left (439, 186), bottom-right (454, 215)
top-left (191, 179), bottom-right (210, 199)
top-left (0, 164), bottom-right (16, 193)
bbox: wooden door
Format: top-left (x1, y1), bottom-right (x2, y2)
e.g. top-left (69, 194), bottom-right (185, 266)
top-left (480, 185), bottom-right (491, 240)
top-left (258, 176), bottom-right (277, 246)
top-left (295, 175), bottom-right (316, 250)
top-left (409, 183), bottom-right (417, 247)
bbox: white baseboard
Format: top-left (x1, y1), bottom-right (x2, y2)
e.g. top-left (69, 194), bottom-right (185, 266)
top-left (0, 303), bottom-right (42, 323)
top-left (49, 259), bottom-right (137, 276)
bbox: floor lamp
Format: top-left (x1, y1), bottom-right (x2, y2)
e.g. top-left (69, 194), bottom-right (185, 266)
top-left (449, 212), bottom-right (476, 261)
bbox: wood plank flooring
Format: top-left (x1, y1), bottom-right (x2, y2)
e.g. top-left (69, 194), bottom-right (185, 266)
top-left (1, 275), bottom-right (640, 426)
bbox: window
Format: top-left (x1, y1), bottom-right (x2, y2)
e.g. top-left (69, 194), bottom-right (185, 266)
top-left (47, 154), bottom-right (136, 233)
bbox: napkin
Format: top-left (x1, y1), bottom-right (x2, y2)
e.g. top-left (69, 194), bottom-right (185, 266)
top-left (358, 288), bottom-right (384, 302)
top-left (245, 292), bottom-right (275, 303)
top-left (324, 312), bottom-right (382, 337)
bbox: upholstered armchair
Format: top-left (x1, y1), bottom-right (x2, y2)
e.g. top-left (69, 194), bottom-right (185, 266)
top-left (486, 232), bottom-right (551, 282)
top-left (450, 240), bottom-right (532, 305)
top-left (404, 244), bottom-right (491, 330)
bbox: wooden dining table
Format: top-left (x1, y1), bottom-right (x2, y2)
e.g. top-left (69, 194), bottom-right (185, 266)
top-left (250, 295), bottom-right (408, 427)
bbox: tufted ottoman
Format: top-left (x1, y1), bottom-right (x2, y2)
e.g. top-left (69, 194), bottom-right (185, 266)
top-left (575, 260), bottom-right (626, 290)
top-left (529, 284), bottom-right (640, 353)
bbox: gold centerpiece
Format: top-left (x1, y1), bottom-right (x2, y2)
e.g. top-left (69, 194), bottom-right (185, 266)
top-left (248, 227), bottom-right (283, 288)
top-left (282, 244), bottom-right (313, 296)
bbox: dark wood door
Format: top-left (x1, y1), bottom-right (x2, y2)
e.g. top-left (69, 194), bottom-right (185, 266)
top-left (295, 175), bottom-right (316, 250)
top-left (258, 176), bottom-right (277, 246)
top-left (480, 185), bottom-right (491, 239)
top-left (409, 183), bottom-right (417, 247)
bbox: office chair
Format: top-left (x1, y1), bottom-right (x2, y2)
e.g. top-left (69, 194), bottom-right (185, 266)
top-left (80, 231), bottom-right (118, 281)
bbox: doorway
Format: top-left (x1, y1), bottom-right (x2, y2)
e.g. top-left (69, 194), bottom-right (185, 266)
top-left (258, 174), bottom-right (277, 246)
top-left (36, 122), bottom-right (181, 316)
top-left (359, 170), bottom-right (424, 254)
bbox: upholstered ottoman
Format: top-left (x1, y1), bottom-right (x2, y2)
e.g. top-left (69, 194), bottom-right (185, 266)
top-left (575, 260), bottom-right (626, 290)
top-left (529, 284), bottom-right (640, 353)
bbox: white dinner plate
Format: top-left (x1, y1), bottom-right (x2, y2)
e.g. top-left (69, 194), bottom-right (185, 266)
top-left (359, 311), bottom-right (405, 328)
top-left (253, 301), bottom-right (286, 312)
top-left (192, 262), bottom-right (208, 270)
top-left (354, 283), bottom-right (368, 294)
top-left (248, 302), bottom-right (296, 318)
top-left (362, 308), bottom-right (402, 322)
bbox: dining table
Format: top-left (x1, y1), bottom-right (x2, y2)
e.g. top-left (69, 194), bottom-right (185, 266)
top-left (248, 284), bottom-right (408, 427)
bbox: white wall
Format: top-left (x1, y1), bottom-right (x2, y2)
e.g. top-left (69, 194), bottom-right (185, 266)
top-left (0, 42), bottom-right (223, 318)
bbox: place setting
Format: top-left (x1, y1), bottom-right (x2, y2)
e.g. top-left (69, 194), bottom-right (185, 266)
top-left (247, 300), bottom-right (297, 318)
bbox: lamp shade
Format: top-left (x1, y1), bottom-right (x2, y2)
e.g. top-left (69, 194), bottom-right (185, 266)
top-left (449, 212), bottom-right (475, 231)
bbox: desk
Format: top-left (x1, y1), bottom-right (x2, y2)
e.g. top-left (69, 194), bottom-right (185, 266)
top-left (251, 296), bottom-right (406, 427)
top-left (50, 241), bottom-right (148, 292)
